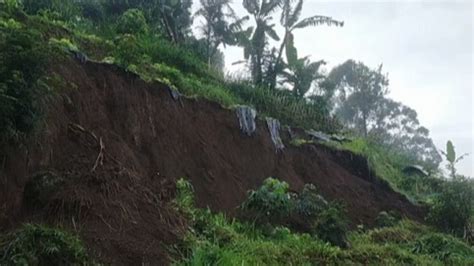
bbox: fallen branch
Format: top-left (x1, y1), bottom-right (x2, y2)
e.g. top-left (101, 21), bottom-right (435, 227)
top-left (91, 137), bottom-right (105, 172)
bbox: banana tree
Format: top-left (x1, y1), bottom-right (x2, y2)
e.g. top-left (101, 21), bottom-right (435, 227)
top-left (267, 0), bottom-right (343, 89)
top-left (239, 0), bottom-right (282, 86)
top-left (195, 0), bottom-right (248, 68)
top-left (281, 39), bottom-right (325, 98)
top-left (441, 140), bottom-right (469, 178)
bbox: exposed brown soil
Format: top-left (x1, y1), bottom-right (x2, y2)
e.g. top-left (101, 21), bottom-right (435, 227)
top-left (0, 59), bottom-right (424, 265)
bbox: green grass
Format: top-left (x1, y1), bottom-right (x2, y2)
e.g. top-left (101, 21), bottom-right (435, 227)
top-left (174, 179), bottom-right (474, 265)
top-left (2, 9), bottom-right (339, 136)
top-left (328, 138), bottom-right (443, 203)
top-left (0, 224), bottom-right (93, 265)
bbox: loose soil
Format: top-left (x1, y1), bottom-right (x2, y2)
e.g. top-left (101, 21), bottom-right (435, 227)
top-left (0, 59), bottom-right (424, 265)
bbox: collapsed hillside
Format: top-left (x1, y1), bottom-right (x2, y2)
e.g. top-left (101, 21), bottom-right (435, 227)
top-left (0, 58), bottom-right (423, 264)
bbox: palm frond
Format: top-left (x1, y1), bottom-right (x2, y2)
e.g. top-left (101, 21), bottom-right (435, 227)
top-left (287, 0), bottom-right (303, 27)
top-left (292, 15), bottom-right (343, 29)
top-left (264, 24), bottom-right (280, 41)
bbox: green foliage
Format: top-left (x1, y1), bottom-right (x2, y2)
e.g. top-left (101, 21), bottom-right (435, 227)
top-left (375, 210), bottom-right (401, 228)
top-left (241, 178), bottom-right (293, 224)
top-left (116, 8), bottom-right (148, 35)
top-left (441, 140), bottom-right (469, 178)
top-left (175, 179), bottom-right (345, 265)
top-left (0, 224), bottom-right (91, 265)
top-left (295, 184), bottom-right (328, 217)
top-left (241, 178), bottom-right (349, 247)
top-left (348, 220), bottom-right (474, 265)
top-left (175, 178), bottom-right (195, 214)
top-left (22, 0), bottom-right (81, 21)
top-left (336, 138), bottom-right (439, 201)
top-left (0, 17), bottom-right (50, 142)
top-left (311, 203), bottom-right (350, 248)
top-left (229, 82), bottom-right (340, 132)
top-left (427, 177), bottom-right (474, 238)
top-left (446, 140), bottom-right (456, 163)
top-left (175, 180), bottom-right (474, 265)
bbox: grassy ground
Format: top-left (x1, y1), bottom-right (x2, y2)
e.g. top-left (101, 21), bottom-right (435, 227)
top-left (174, 179), bottom-right (474, 265)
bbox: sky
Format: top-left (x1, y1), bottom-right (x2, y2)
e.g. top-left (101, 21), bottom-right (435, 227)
top-left (192, 0), bottom-right (473, 176)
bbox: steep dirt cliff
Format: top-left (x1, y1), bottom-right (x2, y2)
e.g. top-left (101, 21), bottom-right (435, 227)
top-left (0, 59), bottom-right (423, 264)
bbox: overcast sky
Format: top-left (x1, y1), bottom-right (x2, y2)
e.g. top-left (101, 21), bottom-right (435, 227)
top-left (193, 0), bottom-right (473, 176)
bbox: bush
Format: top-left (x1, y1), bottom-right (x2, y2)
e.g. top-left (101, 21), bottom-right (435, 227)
top-left (0, 224), bottom-right (90, 265)
top-left (375, 210), bottom-right (401, 228)
top-left (295, 184), bottom-right (328, 218)
top-left (0, 19), bottom-right (50, 142)
top-left (312, 203), bottom-right (350, 248)
top-left (412, 233), bottom-right (474, 263)
top-left (22, 0), bottom-right (80, 20)
top-left (116, 8), bottom-right (148, 35)
top-left (241, 178), bottom-right (293, 224)
top-left (427, 177), bottom-right (474, 238)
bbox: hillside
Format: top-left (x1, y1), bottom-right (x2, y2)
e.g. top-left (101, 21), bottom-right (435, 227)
top-left (0, 57), bottom-right (424, 264)
top-left (0, 2), bottom-right (473, 265)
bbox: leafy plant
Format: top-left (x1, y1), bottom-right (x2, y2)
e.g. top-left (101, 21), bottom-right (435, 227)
top-left (0, 224), bottom-right (90, 265)
top-left (311, 202), bottom-right (350, 248)
top-left (116, 8), bottom-right (149, 35)
top-left (0, 18), bottom-right (50, 142)
top-left (441, 140), bottom-right (469, 178)
top-left (241, 177), bottom-right (294, 224)
top-left (295, 184), bottom-right (328, 218)
top-left (427, 176), bottom-right (474, 238)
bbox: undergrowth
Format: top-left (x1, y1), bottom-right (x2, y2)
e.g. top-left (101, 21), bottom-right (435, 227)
top-left (0, 224), bottom-right (92, 265)
top-left (174, 178), bottom-right (474, 265)
top-left (330, 138), bottom-right (443, 202)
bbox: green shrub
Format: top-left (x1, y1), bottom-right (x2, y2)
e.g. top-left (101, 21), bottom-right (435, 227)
top-left (241, 178), bottom-right (294, 224)
top-left (0, 19), bottom-right (50, 142)
top-left (311, 203), bottom-right (350, 248)
top-left (112, 34), bottom-right (145, 67)
top-left (427, 177), bottom-right (474, 237)
top-left (375, 210), bottom-right (401, 228)
top-left (116, 8), bottom-right (148, 35)
top-left (412, 233), bottom-right (474, 264)
top-left (0, 224), bottom-right (90, 265)
top-left (22, 0), bottom-right (80, 20)
top-left (295, 184), bottom-right (328, 218)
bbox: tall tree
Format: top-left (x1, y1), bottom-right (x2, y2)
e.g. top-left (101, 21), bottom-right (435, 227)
top-left (239, 0), bottom-right (281, 86)
top-left (195, 0), bottom-right (248, 68)
top-left (267, 0), bottom-right (343, 89)
top-left (280, 41), bottom-right (325, 98)
top-left (370, 98), bottom-right (442, 169)
top-left (329, 60), bottom-right (389, 137)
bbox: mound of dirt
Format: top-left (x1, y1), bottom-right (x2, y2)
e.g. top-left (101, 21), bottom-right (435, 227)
top-left (0, 59), bottom-right (424, 264)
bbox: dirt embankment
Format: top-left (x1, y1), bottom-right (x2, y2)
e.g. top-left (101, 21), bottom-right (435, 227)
top-left (0, 59), bottom-right (424, 264)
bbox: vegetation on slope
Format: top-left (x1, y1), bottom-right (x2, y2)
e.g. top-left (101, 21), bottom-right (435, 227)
top-left (0, 0), bottom-right (472, 264)
top-left (174, 178), bottom-right (474, 265)
top-left (0, 224), bottom-right (93, 265)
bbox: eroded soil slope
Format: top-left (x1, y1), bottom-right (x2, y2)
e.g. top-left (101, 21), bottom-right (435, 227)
top-left (0, 59), bottom-right (423, 264)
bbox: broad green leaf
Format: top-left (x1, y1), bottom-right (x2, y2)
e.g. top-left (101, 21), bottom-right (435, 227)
top-left (446, 140), bottom-right (456, 163)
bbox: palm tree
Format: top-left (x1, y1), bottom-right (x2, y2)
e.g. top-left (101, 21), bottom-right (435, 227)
top-left (267, 0), bottom-right (343, 89)
top-left (195, 0), bottom-right (248, 68)
top-left (240, 0), bottom-right (282, 86)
